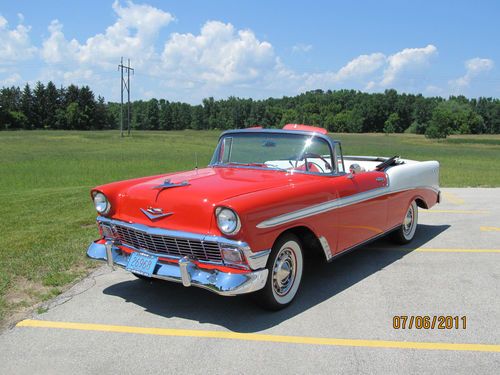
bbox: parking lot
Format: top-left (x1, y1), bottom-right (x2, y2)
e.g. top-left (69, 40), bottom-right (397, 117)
top-left (0, 188), bottom-right (498, 374)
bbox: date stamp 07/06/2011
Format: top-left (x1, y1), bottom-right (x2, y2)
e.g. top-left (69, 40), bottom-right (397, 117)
top-left (393, 315), bottom-right (467, 330)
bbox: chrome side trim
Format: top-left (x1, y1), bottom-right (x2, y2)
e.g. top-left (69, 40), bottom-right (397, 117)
top-left (87, 241), bottom-right (268, 296)
top-left (319, 236), bottom-right (332, 261)
top-left (245, 249), bottom-right (271, 269)
top-left (256, 185), bottom-right (438, 229)
top-left (257, 186), bottom-right (390, 229)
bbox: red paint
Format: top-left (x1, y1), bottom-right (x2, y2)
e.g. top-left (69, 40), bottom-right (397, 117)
top-left (283, 124), bottom-right (328, 134)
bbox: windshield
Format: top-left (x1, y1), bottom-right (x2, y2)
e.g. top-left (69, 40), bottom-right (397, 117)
top-left (210, 132), bottom-right (336, 174)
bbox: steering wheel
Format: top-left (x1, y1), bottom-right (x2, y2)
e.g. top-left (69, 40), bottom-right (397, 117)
top-left (375, 155), bottom-right (399, 171)
top-left (301, 152), bottom-right (332, 172)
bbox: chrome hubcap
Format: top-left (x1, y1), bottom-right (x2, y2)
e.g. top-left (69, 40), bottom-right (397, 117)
top-left (403, 205), bottom-right (414, 235)
top-left (272, 248), bottom-right (295, 296)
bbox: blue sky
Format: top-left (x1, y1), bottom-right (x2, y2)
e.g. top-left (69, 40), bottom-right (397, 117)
top-left (0, 0), bottom-right (498, 103)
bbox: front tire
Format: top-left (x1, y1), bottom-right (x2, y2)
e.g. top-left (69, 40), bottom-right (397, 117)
top-left (392, 200), bottom-right (418, 244)
top-left (254, 233), bottom-right (304, 310)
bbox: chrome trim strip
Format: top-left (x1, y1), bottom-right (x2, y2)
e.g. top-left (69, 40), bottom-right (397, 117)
top-left (245, 249), bottom-right (271, 269)
top-left (256, 186), bottom-right (439, 229)
top-left (257, 186), bottom-right (390, 229)
top-left (87, 241), bottom-right (268, 296)
top-left (319, 236), bottom-right (332, 261)
top-left (97, 216), bottom-right (246, 248)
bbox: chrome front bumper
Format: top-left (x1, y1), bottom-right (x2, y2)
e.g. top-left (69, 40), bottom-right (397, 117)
top-left (86, 241), bottom-right (268, 296)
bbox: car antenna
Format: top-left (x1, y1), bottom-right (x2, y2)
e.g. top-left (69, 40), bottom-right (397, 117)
top-left (195, 152), bottom-right (198, 173)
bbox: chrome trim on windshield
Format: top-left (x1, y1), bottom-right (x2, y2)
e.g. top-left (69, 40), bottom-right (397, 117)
top-left (209, 128), bottom-right (342, 176)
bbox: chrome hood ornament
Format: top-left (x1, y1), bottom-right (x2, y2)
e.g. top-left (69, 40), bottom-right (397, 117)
top-left (153, 179), bottom-right (190, 191)
top-left (140, 207), bottom-right (173, 221)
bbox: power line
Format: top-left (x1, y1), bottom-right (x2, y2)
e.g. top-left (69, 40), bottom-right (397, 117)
top-left (118, 57), bottom-right (134, 137)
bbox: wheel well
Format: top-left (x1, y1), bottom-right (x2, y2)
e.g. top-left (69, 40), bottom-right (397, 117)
top-left (415, 197), bottom-right (428, 209)
top-left (277, 226), bottom-right (323, 256)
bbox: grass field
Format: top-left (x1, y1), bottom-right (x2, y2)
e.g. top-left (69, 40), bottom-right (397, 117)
top-left (0, 130), bottom-right (499, 325)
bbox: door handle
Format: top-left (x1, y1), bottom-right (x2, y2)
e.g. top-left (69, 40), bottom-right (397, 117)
top-left (375, 177), bottom-right (385, 182)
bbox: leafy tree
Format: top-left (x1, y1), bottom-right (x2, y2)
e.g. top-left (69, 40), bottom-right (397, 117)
top-left (20, 84), bottom-right (34, 129)
top-left (146, 99), bottom-right (159, 130)
top-left (384, 113), bottom-right (400, 134)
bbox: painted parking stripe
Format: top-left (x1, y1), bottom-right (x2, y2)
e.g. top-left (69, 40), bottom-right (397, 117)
top-left (16, 319), bottom-right (500, 353)
top-left (441, 192), bottom-right (465, 205)
top-left (480, 226), bottom-right (500, 232)
top-left (370, 248), bottom-right (500, 253)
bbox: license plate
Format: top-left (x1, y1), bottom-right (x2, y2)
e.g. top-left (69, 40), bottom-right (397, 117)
top-left (126, 252), bottom-right (158, 277)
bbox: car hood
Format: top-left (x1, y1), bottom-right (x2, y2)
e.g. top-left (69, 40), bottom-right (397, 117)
top-left (103, 167), bottom-right (305, 234)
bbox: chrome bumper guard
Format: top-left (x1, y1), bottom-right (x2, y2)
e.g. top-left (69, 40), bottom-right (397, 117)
top-left (87, 241), bottom-right (268, 296)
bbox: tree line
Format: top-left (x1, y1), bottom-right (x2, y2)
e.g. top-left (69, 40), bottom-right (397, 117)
top-left (1, 82), bottom-right (499, 138)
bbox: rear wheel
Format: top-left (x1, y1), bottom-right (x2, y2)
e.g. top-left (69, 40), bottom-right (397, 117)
top-left (392, 200), bottom-right (418, 244)
top-left (254, 233), bottom-right (304, 310)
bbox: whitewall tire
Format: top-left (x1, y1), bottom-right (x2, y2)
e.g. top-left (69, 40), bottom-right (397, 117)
top-left (255, 233), bottom-right (304, 310)
top-left (392, 200), bottom-right (418, 244)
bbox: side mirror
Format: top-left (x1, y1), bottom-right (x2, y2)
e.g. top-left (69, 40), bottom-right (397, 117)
top-left (347, 163), bottom-right (361, 179)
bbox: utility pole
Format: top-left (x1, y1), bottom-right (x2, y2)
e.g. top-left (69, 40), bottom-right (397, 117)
top-left (118, 57), bottom-right (134, 137)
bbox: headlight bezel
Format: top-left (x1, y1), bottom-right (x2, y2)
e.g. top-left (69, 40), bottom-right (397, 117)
top-left (215, 207), bottom-right (241, 235)
top-left (92, 191), bottom-right (111, 215)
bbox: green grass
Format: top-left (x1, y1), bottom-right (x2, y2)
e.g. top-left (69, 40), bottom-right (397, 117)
top-left (0, 130), bottom-right (498, 324)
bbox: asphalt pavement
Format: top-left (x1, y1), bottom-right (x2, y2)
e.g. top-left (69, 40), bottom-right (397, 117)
top-left (0, 188), bottom-right (499, 374)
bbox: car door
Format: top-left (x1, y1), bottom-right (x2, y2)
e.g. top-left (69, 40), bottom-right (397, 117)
top-left (333, 170), bottom-right (388, 254)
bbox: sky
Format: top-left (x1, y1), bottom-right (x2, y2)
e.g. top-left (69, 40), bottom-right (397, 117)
top-left (0, 0), bottom-right (498, 104)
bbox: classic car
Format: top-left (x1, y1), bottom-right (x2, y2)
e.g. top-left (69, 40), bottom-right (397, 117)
top-left (87, 124), bottom-right (440, 309)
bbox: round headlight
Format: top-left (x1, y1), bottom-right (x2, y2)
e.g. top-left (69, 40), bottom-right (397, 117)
top-left (216, 207), bottom-right (241, 235)
top-left (93, 192), bottom-right (110, 215)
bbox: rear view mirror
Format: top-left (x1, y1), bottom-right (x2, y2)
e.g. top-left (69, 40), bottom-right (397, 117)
top-left (262, 139), bottom-right (276, 147)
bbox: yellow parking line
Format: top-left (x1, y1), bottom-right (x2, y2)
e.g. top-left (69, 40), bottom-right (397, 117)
top-left (370, 248), bottom-right (500, 253)
top-left (442, 192), bottom-right (465, 205)
top-left (422, 210), bottom-right (489, 214)
top-left (480, 226), bottom-right (500, 232)
top-left (415, 248), bottom-right (500, 253)
top-left (16, 319), bottom-right (500, 353)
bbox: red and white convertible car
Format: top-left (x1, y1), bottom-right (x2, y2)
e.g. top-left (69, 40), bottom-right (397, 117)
top-left (87, 125), bottom-right (440, 309)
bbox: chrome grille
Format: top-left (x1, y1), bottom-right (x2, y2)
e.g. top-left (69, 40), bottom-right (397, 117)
top-left (112, 224), bottom-right (222, 263)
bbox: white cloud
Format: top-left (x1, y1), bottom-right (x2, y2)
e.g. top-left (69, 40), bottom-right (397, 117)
top-left (41, 0), bottom-right (174, 69)
top-left (0, 14), bottom-right (36, 64)
top-left (41, 20), bottom-right (79, 63)
top-left (292, 43), bottom-right (312, 53)
top-left (161, 21), bottom-right (275, 86)
top-left (450, 57), bottom-right (494, 88)
top-left (380, 44), bottom-right (437, 86)
top-left (336, 53), bottom-right (386, 81)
